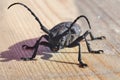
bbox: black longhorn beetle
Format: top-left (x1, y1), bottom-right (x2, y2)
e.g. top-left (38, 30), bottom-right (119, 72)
top-left (8, 3), bottom-right (106, 68)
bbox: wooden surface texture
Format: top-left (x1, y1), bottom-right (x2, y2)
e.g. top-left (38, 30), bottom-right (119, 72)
top-left (0, 0), bottom-right (120, 80)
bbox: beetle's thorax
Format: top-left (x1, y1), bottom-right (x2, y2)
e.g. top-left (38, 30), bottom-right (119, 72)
top-left (48, 22), bottom-right (82, 52)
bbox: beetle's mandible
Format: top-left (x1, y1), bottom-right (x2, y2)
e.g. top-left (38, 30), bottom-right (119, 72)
top-left (8, 3), bottom-right (106, 68)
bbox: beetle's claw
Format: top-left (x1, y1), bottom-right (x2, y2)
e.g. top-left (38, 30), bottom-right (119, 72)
top-left (79, 62), bottom-right (88, 68)
top-left (98, 50), bottom-right (104, 53)
top-left (100, 36), bottom-right (106, 40)
top-left (22, 45), bottom-right (34, 50)
top-left (90, 50), bottom-right (104, 54)
top-left (92, 36), bottom-right (106, 40)
top-left (22, 45), bottom-right (28, 49)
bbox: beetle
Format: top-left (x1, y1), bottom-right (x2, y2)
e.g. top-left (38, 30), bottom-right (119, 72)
top-left (8, 3), bottom-right (106, 68)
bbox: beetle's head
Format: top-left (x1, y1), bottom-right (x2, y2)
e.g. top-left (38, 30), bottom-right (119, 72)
top-left (49, 34), bottom-right (64, 52)
top-left (50, 45), bottom-right (59, 52)
top-left (49, 37), bottom-right (60, 52)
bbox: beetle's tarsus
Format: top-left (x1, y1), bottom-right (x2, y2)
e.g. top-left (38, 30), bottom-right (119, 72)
top-left (100, 36), bottom-right (106, 39)
top-left (22, 45), bottom-right (34, 50)
top-left (79, 62), bottom-right (88, 68)
top-left (90, 50), bottom-right (104, 54)
top-left (92, 36), bottom-right (106, 40)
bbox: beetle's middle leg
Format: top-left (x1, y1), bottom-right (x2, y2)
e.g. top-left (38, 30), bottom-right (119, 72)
top-left (75, 31), bottom-right (104, 53)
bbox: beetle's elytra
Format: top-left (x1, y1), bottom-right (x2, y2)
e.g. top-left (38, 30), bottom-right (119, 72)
top-left (8, 2), bottom-right (106, 68)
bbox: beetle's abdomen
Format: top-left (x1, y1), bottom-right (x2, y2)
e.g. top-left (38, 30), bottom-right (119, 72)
top-left (50, 22), bottom-right (82, 47)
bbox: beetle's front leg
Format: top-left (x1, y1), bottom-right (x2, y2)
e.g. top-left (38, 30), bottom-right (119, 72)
top-left (77, 43), bottom-right (88, 68)
top-left (22, 35), bottom-right (49, 50)
top-left (21, 35), bottom-right (49, 61)
top-left (21, 41), bottom-right (51, 61)
top-left (21, 41), bottom-right (40, 61)
top-left (67, 43), bottom-right (88, 68)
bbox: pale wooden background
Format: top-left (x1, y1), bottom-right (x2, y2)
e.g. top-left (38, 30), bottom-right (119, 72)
top-left (0, 0), bottom-right (120, 80)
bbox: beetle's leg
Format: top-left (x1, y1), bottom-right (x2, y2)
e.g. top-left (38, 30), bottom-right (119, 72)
top-left (21, 41), bottom-right (51, 61)
top-left (21, 35), bottom-right (49, 61)
top-left (88, 30), bottom-right (106, 40)
top-left (82, 31), bottom-right (104, 53)
top-left (22, 35), bottom-right (49, 50)
top-left (21, 41), bottom-right (40, 61)
top-left (77, 43), bottom-right (88, 68)
top-left (74, 31), bottom-right (104, 53)
top-left (67, 43), bottom-right (88, 68)
top-left (83, 31), bottom-right (104, 53)
top-left (84, 37), bottom-right (104, 53)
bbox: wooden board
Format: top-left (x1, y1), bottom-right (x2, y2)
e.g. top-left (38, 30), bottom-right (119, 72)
top-left (0, 0), bottom-right (120, 80)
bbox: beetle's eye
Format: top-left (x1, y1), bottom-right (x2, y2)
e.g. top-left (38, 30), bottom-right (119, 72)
top-left (71, 29), bottom-right (76, 34)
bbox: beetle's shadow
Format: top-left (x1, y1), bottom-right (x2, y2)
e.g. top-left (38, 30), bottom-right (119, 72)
top-left (0, 36), bottom-right (89, 62)
top-left (0, 37), bottom-right (53, 62)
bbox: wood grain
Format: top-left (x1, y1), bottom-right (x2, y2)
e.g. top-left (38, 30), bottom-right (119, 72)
top-left (0, 0), bottom-right (120, 80)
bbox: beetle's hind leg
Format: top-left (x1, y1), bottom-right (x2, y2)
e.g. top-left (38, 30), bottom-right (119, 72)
top-left (88, 30), bottom-right (106, 40)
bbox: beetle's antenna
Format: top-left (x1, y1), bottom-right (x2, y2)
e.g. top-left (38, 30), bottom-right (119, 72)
top-left (69, 15), bottom-right (91, 30)
top-left (55, 15), bottom-right (91, 40)
top-left (8, 2), bottom-right (50, 34)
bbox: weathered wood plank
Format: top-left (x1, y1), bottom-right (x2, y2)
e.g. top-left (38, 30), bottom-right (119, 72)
top-left (0, 0), bottom-right (120, 80)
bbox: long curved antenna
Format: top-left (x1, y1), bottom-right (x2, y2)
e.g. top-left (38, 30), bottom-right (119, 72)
top-left (8, 2), bottom-right (50, 34)
top-left (69, 15), bottom-right (91, 30)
